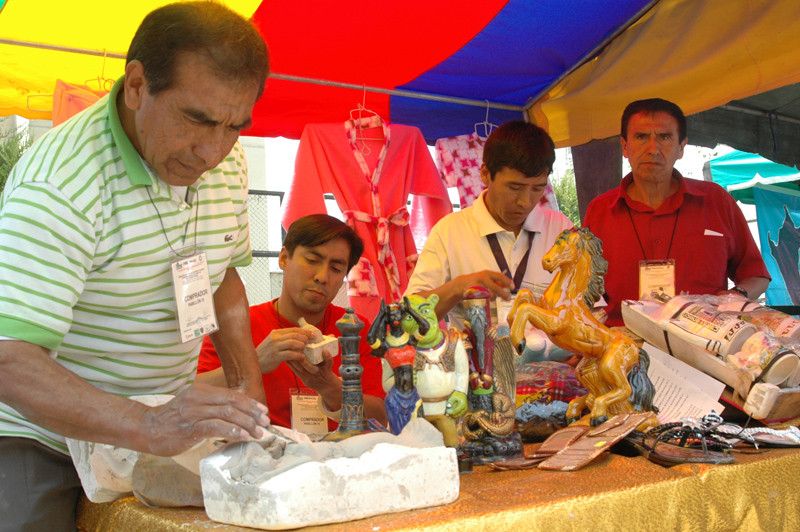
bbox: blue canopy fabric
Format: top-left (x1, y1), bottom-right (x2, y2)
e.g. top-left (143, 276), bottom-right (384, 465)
top-left (387, 0), bottom-right (655, 142)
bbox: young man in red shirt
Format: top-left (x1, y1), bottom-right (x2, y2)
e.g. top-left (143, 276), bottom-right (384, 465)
top-left (197, 214), bottom-right (386, 435)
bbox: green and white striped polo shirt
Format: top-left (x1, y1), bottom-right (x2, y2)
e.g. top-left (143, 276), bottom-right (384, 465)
top-left (0, 78), bottom-right (253, 452)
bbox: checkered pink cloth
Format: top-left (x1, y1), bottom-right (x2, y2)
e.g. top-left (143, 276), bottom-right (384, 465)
top-left (434, 132), bottom-right (559, 210)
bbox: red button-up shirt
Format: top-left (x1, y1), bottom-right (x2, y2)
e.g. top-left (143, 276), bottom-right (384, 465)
top-left (583, 171), bottom-right (769, 326)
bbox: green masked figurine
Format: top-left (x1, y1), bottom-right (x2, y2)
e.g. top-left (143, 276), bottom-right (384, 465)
top-left (402, 294), bottom-right (469, 447)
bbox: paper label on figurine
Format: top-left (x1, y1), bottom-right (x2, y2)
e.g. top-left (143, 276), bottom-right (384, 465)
top-left (171, 251), bottom-right (218, 343)
top-left (517, 282), bottom-right (547, 301)
top-left (290, 388), bottom-right (328, 441)
top-left (638, 259), bottom-right (675, 300)
top-left (496, 283), bottom-right (545, 327)
top-left (496, 297), bottom-right (514, 329)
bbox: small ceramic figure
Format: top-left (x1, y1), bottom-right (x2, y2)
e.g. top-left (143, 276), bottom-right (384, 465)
top-left (402, 293), bottom-right (469, 448)
top-left (463, 286), bottom-right (496, 395)
top-left (507, 228), bottom-right (658, 429)
top-left (366, 298), bottom-right (427, 435)
top-left (323, 308), bottom-right (383, 441)
top-left (459, 286), bottom-right (523, 464)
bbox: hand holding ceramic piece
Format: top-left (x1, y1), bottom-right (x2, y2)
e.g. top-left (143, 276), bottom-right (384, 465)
top-left (298, 317), bottom-right (339, 364)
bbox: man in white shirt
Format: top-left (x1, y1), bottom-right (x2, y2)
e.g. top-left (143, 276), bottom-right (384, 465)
top-left (406, 120), bottom-right (573, 328)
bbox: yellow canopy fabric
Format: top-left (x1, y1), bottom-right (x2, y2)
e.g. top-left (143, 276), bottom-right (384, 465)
top-left (0, 0), bottom-right (260, 119)
top-left (529, 0), bottom-right (800, 147)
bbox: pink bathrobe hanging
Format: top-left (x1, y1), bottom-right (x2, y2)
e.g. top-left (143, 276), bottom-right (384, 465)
top-left (282, 116), bottom-right (452, 320)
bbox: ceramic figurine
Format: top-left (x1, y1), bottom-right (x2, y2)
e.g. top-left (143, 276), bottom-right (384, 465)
top-left (459, 286), bottom-right (523, 464)
top-left (366, 297), bottom-right (426, 435)
top-left (462, 286), bottom-right (497, 395)
top-left (402, 293), bottom-right (469, 448)
top-left (507, 228), bottom-right (658, 429)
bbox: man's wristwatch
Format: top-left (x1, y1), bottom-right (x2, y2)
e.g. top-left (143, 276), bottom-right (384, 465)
top-left (731, 285), bottom-right (749, 298)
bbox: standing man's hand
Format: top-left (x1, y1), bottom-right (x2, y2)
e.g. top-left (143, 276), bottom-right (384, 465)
top-left (0, 341), bottom-right (271, 457)
top-left (715, 276), bottom-right (770, 302)
top-left (415, 269), bottom-right (513, 319)
top-left (140, 382), bottom-right (270, 456)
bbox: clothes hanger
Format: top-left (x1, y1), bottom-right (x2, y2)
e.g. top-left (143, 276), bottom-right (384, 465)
top-left (84, 49), bottom-right (115, 92)
top-left (349, 84), bottom-right (384, 155)
top-left (26, 94), bottom-right (53, 113)
top-left (28, 50), bottom-right (114, 112)
top-left (474, 101), bottom-right (498, 139)
top-left (84, 77), bottom-right (115, 93)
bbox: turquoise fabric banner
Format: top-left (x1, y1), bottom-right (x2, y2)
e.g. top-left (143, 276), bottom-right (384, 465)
top-left (708, 150), bottom-right (800, 205)
top-left (753, 184), bottom-right (800, 306)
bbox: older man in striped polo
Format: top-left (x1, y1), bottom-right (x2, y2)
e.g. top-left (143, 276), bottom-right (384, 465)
top-left (0, 3), bottom-right (272, 529)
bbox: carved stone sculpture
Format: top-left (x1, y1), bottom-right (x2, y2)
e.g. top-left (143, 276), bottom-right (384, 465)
top-left (459, 286), bottom-right (523, 464)
top-left (323, 308), bottom-right (382, 441)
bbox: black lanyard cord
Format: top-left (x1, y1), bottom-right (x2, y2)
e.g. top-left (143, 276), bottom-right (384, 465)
top-left (146, 186), bottom-right (199, 258)
top-left (625, 204), bottom-right (680, 261)
top-left (486, 231), bottom-right (535, 289)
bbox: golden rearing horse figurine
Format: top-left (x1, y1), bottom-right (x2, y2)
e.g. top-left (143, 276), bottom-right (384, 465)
top-left (508, 228), bottom-right (657, 428)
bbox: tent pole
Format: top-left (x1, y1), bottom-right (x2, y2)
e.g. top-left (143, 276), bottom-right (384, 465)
top-left (0, 38), bottom-right (126, 59)
top-left (719, 103), bottom-right (800, 127)
top-left (268, 73), bottom-right (523, 111)
top-left (0, 38), bottom-right (523, 113)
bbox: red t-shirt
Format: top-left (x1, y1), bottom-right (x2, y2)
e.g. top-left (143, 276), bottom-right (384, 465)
top-left (197, 300), bottom-right (385, 430)
top-left (583, 171), bottom-right (769, 326)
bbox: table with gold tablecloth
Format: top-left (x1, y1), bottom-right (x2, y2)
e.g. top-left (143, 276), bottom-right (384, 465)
top-left (77, 445), bottom-right (800, 531)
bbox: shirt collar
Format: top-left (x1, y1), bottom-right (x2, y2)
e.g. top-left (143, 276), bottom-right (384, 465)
top-left (473, 190), bottom-right (545, 237)
top-left (108, 76), bottom-right (153, 187)
top-left (613, 169), bottom-right (708, 213)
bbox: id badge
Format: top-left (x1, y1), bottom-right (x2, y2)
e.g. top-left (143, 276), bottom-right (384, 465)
top-left (638, 259), bottom-right (675, 300)
top-left (171, 249), bottom-right (219, 343)
top-left (290, 388), bottom-right (329, 441)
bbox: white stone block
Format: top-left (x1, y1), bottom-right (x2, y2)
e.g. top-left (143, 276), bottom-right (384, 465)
top-left (201, 419), bottom-right (460, 530)
top-left (298, 316), bottom-right (339, 364)
top-left (67, 394), bottom-right (172, 503)
top-left (304, 334), bottom-right (339, 364)
top-left (66, 439), bottom-right (138, 503)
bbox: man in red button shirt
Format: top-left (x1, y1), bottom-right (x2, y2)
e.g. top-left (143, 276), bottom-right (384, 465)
top-left (583, 98), bottom-right (770, 326)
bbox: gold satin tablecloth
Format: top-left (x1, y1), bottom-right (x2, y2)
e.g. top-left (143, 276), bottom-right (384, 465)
top-left (77, 446), bottom-right (800, 531)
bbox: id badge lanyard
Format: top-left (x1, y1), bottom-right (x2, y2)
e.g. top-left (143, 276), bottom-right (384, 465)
top-left (487, 231), bottom-right (534, 325)
top-left (147, 186), bottom-right (219, 343)
top-left (486, 231), bottom-right (535, 290)
top-left (627, 205), bottom-right (680, 300)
